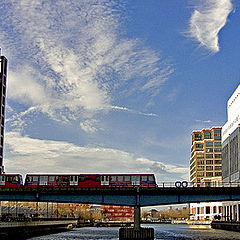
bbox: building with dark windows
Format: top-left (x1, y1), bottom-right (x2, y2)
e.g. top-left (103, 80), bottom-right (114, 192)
top-left (0, 53), bottom-right (7, 174)
top-left (190, 127), bottom-right (222, 187)
top-left (222, 83), bottom-right (240, 222)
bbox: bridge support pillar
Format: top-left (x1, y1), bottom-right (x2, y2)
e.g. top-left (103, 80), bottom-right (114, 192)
top-left (119, 205), bottom-right (154, 240)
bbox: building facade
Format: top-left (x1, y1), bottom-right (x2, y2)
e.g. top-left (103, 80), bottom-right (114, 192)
top-left (0, 54), bottom-right (7, 174)
top-left (190, 127), bottom-right (222, 187)
top-left (222, 83), bottom-right (240, 221)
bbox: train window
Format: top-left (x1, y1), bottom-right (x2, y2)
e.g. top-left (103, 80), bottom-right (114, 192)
top-left (111, 176), bottom-right (116, 181)
top-left (118, 176), bottom-right (123, 182)
top-left (106, 176), bottom-right (109, 181)
top-left (96, 176), bottom-right (100, 182)
top-left (49, 176), bottom-right (55, 182)
top-left (141, 176), bottom-right (148, 181)
top-left (63, 176), bottom-right (68, 182)
top-left (13, 176), bottom-right (18, 181)
top-left (33, 176), bottom-right (38, 182)
top-left (148, 176), bottom-right (154, 181)
top-left (0, 176), bottom-right (5, 181)
top-left (56, 176), bottom-right (61, 182)
top-left (79, 176), bottom-right (85, 182)
top-left (124, 176), bottom-right (130, 181)
top-left (6, 176), bottom-right (12, 182)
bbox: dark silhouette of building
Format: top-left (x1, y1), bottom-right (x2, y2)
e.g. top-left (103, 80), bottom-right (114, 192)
top-left (0, 51), bottom-right (7, 174)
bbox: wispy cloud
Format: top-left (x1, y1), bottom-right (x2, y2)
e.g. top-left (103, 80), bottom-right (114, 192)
top-left (195, 119), bottom-right (212, 123)
top-left (0, 0), bottom-right (173, 131)
top-left (189, 0), bottom-right (233, 52)
top-left (5, 131), bottom-right (188, 182)
top-left (111, 106), bottom-right (158, 117)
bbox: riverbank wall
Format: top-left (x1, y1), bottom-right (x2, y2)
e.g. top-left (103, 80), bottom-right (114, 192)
top-left (211, 221), bottom-right (240, 232)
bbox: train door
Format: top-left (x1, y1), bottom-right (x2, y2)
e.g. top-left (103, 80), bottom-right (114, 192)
top-left (132, 175), bottom-right (140, 185)
top-left (0, 175), bottom-right (5, 186)
top-left (39, 176), bottom-right (48, 185)
top-left (70, 176), bottom-right (78, 186)
top-left (101, 176), bottom-right (109, 186)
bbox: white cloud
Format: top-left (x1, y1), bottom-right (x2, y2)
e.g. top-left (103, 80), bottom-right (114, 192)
top-left (0, 0), bottom-right (173, 131)
top-left (4, 131), bottom-right (188, 182)
top-left (189, 0), bottom-right (233, 52)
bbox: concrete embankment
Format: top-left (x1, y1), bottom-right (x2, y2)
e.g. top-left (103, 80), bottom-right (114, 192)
top-left (211, 221), bottom-right (240, 232)
top-left (0, 219), bottom-right (77, 239)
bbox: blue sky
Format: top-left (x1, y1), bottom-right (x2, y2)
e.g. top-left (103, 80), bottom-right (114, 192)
top-left (0, 0), bottom-right (239, 183)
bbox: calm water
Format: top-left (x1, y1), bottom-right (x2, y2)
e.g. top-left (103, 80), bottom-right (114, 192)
top-left (29, 224), bottom-right (240, 240)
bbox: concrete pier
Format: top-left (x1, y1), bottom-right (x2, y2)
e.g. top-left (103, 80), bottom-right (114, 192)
top-left (0, 219), bottom-right (77, 239)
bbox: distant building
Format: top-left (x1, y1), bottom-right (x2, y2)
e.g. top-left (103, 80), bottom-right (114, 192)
top-left (190, 127), bottom-right (222, 221)
top-left (190, 127), bottom-right (222, 186)
top-left (102, 205), bottom-right (133, 222)
top-left (222, 83), bottom-right (240, 221)
top-left (0, 53), bottom-right (7, 174)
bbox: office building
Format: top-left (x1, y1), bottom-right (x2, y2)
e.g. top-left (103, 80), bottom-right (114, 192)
top-left (190, 127), bottom-right (222, 186)
top-left (0, 52), bottom-right (7, 174)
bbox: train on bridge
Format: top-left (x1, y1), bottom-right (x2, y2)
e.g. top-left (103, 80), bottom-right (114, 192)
top-left (0, 173), bottom-right (157, 188)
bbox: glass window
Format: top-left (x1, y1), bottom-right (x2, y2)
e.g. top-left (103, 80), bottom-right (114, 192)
top-left (111, 176), bottom-right (116, 181)
top-left (205, 142), bottom-right (213, 147)
top-left (215, 160), bottom-right (221, 164)
top-left (206, 154), bottom-right (213, 159)
top-left (214, 148), bottom-right (221, 152)
top-left (141, 176), bottom-right (148, 181)
top-left (206, 160), bottom-right (213, 164)
top-left (0, 176), bottom-right (5, 181)
top-left (215, 172), bottom-right (222, 176)
top-left (197, 166), bottom-right (205, 171)
top-left (196, 143), bottom-right (203, 148)
top-left (118, 176), bottom-right (123, 182)
top-left (13, 176), bottom-right (18, 181)
top-left (124, 176), bottom-right (130, 181)
top-left (214, 130), bottom-right (221, 140)
top-left (49, 176), bottom-right (55, 182)
top-left (206, 166), bottom-right (213, 171)
top-left (214, 142), bottom-right (221, 147)
top-left (33, 176), bottom-right (38, 182)
top-left (149, 176), bottom-right (154, 181)
top-left (204, 132), bottom-right (212, 139)
top-left (215, 154), bottom-right (222, 159)
top-left (197, 160), bottom-right (205, 165)
top-left (79, 176), bottom-right (85, 182)
top-left (215, 166), bottom-right (222, 171)
top-left (206, 172), bottom-right (213, 177)
top-left (6, 176), bottom-right (12, 182)
top-left (96, 176), bottom-right (100, 182)
top-left (206, 148), bottom-right (213, 153)
top-left (194, 133), bottom-right (202, 141)
top-left (197, 154), bottom-right (204, 159)
top-left (63, 176), bottom-right (68, 182)
top-left (197, 172), bottom-right (204, 177)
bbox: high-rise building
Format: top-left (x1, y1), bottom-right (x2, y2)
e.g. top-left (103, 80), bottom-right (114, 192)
top-left (190, 127), bottom-right (222, 187)
top-left (0, 52), bottom-right (7, 174)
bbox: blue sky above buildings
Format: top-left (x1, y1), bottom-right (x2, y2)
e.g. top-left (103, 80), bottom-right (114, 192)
top-left (0, 0), bottom-right (239, 182)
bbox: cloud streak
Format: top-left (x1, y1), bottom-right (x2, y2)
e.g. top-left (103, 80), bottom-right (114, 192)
top-left (0, 0), bottom-right (173, 131)
top-left (189, 0), bottom-right (233, 52)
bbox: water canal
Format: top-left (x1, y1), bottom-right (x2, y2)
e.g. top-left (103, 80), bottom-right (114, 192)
top-left (30, 224), bottom-right (240, 240)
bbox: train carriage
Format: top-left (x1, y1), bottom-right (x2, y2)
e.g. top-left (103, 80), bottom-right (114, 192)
top-left (0, 174), bottom-right (23, 188)
top-left (24, 173), bottom-right (156, 188)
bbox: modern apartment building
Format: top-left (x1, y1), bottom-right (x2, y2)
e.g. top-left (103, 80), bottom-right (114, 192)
top-left (222, 83), bottom-right (240, 221)
top-left (0, 53), bottom-right (7, 174)
top-left (190, 127), bottom-right (222, 187)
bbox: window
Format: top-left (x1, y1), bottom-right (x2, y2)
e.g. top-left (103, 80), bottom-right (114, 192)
top-left (206, 142), bottom-right (213, 147)
top-left (197, 172), bottom-right (204, 177)
top-left (214, 148), bottom-right (221, 152)
top-left (215, 172), bottom-right (222, 176)
top-left (206, 206), bottom-right (210, 214)
top-left (33, 176), bottom-right (38, 182)
top-left (6, 176), bottom-right (12, 182)
top-left (206, 148), bottom-right (213, 153)
top-left (124, 176), bottom-right (130, 181)
top-left (111, 176), bottom-right (116, 181)
top-left (63, 176), bottom-right (68, 182)
top-left (206, 172), bottom-right (213, 177)
top-left (194, 133), bottom-right (202, 141)
top-left (196, 143), bottom-right (203, 148)
top-left (214, 154), bottom-right (222, 159)
top-left (13, 176), bottom-right (18, 181)
top-left (79, 176), bottom-right (85, 182)
top-left (206, 166), bottom-right (213, 171)
top-left (215, 166), bottom-right (222, 171)
top-left (197, 154), bottom-right (204, 159)
top-left (214, 130), bottom-right (221, 140)
top-left (49, 176), bottom-right (55, 182)
top-left (204, 132), bottom-right (212, 139)
top-left (215, 160), bottom-right (221, 164)
top-left (141, 176), bottom-right (148, 181)
top-left (0, 176), bottom-right (5, 181)
top-left (197, 166), bottom-right (205, 171)
top-left (198, 160), bottom-right (205, 165)
top-left (148, 176), bottom-right (154, 181)
top-left (206, 154), bottom-right (213, 159)
top-left (118, 176), bottom-right (123, 182)
top-left (214, 142), bottom-right (221, 147)
top-left (206, 160), bottom-right (213, 164)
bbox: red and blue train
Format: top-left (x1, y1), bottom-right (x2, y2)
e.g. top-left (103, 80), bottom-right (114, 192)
top-left (0, 173), bottom-right (157, 188)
